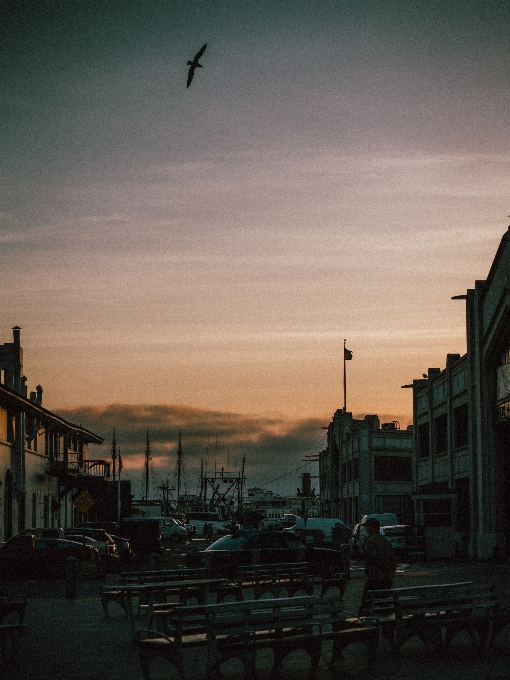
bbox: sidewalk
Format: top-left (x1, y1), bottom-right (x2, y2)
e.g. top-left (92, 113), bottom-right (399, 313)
top-left (2, 559), bottom-right (510, 680)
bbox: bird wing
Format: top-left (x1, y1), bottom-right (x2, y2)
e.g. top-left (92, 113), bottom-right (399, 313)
top-left (187, 66), bottom-right (195, 88)
top-left (194, 43), bottom-right (207, 60)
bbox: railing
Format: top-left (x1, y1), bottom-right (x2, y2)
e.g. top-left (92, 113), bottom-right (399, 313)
top-left (47, 458), bottom-right (111, 479)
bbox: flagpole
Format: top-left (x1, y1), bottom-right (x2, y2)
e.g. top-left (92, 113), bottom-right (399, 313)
top-left (343, 339), bottom-right (347, 412)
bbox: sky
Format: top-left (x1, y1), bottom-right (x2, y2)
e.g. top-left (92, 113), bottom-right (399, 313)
top-left (2, 0), bottom-right (510, 497)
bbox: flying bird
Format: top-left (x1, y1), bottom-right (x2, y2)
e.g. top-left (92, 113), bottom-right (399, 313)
top-left (187, 43), bottom-right (207, 88)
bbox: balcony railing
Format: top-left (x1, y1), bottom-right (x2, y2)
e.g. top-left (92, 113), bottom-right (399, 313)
top-left (47, 458), bottom-right (111, 479)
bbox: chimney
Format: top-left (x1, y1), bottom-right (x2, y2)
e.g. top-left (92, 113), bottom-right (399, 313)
top-left (36, 385), bottom-right (43, 406)
top-left (12, 326), bottom-right (21, 346)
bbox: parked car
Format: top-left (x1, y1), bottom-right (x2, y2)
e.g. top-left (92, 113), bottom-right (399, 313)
top-left (380, 525), bottom-right (408, 555)
top-left (17, 527), bottom-right (66, 540)
top-left (79, 521), bottom-right (118, 535)
top-left (64, 528), bottom-right (118, 564)
top-left (0, 535), bottom-right (99, 578)
top-left (350, 513), bottom-right (400, 557)
top-left (185, 529), bottom-right (350, 580)
top-left (108, 534), bottom-right (134, 562)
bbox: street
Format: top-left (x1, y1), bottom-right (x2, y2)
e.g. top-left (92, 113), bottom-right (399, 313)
top-left (2, 549), bottom-right (510, 680)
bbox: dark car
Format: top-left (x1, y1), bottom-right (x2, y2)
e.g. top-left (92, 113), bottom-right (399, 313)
top-left (185, 529), bottom-right (350, 579)
top-left (0, 535), bottom-right (99, 579)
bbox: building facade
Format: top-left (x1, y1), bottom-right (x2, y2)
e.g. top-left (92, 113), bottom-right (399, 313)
top-left (319, 410), bottom-right (414, 526)
top-left (408, 228), bottom-right (510, 559)
top-left (0, 327), bottom-right (109, 542)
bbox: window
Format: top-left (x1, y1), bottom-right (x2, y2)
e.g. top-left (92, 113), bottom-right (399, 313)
top-left (374, 495), bottom-right (414, 524)
top-left (31, 493), bottom-right (37, 527)
top-left (417, 392), bottom-right (428, 413)
top-left (452, 369), bottom-right (467, 393)
top-left (374, 456), bottom-right (412, 481)
top-left (418, 423), bottom-right (430, 459)
top-left (434, 413), bottom-right (448, 455)
top-left (453, 403), bottom-right (469, 449)
top-left (433, 381), bottom-right (446, 404)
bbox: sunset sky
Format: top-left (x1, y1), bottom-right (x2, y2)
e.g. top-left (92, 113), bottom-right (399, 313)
top-left (2, 1), bottom-right (510, 497)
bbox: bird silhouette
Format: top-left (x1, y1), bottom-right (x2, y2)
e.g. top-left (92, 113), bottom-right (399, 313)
top-left (187, 43), bottom-right (207, 88)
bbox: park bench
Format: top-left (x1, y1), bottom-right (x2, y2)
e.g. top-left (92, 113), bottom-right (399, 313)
top-left (232, 562), bottom-right (346, 599)
top-left (363, 581), bottom-right (506, 655)
top-left (0, 596), bottom-right (27, 662)
top-left (137, 594), bottom-right (379, 679)
top-left (101, 567), bottom-right (214, 616)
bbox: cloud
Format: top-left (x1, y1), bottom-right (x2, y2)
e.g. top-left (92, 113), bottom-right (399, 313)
top-left (56, 403), bottom-right (328, 497)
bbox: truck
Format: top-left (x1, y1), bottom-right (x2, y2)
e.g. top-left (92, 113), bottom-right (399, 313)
top-left (116, 518), bottom-right (164, 555)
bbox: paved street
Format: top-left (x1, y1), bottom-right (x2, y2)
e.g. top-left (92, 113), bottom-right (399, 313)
top-left (2, 552), bottom-right (510, 680)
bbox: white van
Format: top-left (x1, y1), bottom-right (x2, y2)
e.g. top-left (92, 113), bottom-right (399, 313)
top-left (292, 517), bottom-right (351, 544)
top-left (152, 517), bottom-right (188, 544)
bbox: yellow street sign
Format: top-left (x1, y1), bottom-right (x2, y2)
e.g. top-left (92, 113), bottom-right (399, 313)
top-left (74, 490), bottom-right (95, 514)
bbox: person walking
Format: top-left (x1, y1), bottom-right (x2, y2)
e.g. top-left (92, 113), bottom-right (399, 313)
top-left (358, 517), bottom-right (397, 616)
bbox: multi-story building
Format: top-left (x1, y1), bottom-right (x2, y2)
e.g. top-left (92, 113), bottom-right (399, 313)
top-left (319, 411), bottom-right (414, 526)
top-left (406, 227), bottom-right (510, 559)
top-left (0, 326), bottom-right (109, 541)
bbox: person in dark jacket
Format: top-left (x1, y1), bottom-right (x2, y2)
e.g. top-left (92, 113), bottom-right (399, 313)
top-left (358, 517), bottom-right (397, 616)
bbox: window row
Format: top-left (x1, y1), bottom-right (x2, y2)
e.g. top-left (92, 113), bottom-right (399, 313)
top-left (417, 403), bottom-right (469, 459)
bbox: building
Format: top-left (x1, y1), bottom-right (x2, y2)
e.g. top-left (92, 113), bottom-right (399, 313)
top-left (319, 410), bottom-right (414, 526)
top-left (0, 326), bottom-right (109, 541)
top-left (407, 228), bottom-right (510, 559)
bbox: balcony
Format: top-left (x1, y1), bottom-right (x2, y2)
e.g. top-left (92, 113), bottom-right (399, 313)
top-left (47, 456), bottom-right (111, 480)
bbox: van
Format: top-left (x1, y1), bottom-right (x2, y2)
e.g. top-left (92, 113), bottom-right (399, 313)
top-left (151, 517), bottom-right (188, 544)
top-left (292, 518), bottom-right (351, 544)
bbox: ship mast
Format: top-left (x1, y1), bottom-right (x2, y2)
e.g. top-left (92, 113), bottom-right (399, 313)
top-left (144, 429), bottom-right (150, 500)
top-left (176, 431), bottom-right (183, 501)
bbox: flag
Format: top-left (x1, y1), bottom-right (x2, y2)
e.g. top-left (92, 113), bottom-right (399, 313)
top-left (344, 347), bottom-right (353, 360)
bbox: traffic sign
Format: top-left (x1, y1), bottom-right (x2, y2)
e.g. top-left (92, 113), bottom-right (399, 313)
top-left (74, 490), bottom-right (95, 514)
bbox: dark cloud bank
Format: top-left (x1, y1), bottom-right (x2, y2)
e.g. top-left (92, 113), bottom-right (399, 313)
top-left (57, 403), bottom-right (411, 498)
top-left (56, 403), bottom-right (327, 497)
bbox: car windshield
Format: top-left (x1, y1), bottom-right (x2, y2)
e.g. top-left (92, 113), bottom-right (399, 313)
top-left (206, 533), bottom-right (253, 550)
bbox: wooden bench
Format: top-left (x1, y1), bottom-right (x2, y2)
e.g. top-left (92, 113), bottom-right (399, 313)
top-left (0, 597), bottom-right (27, 662)
top-left (138, 594), bottom-right (379, 679)
top-left (101, 567), bottom-right (214, 616)
top-left (232, 562), bottom-right (346, 599)
top-left (364, 581), bottom-right (504, 655)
